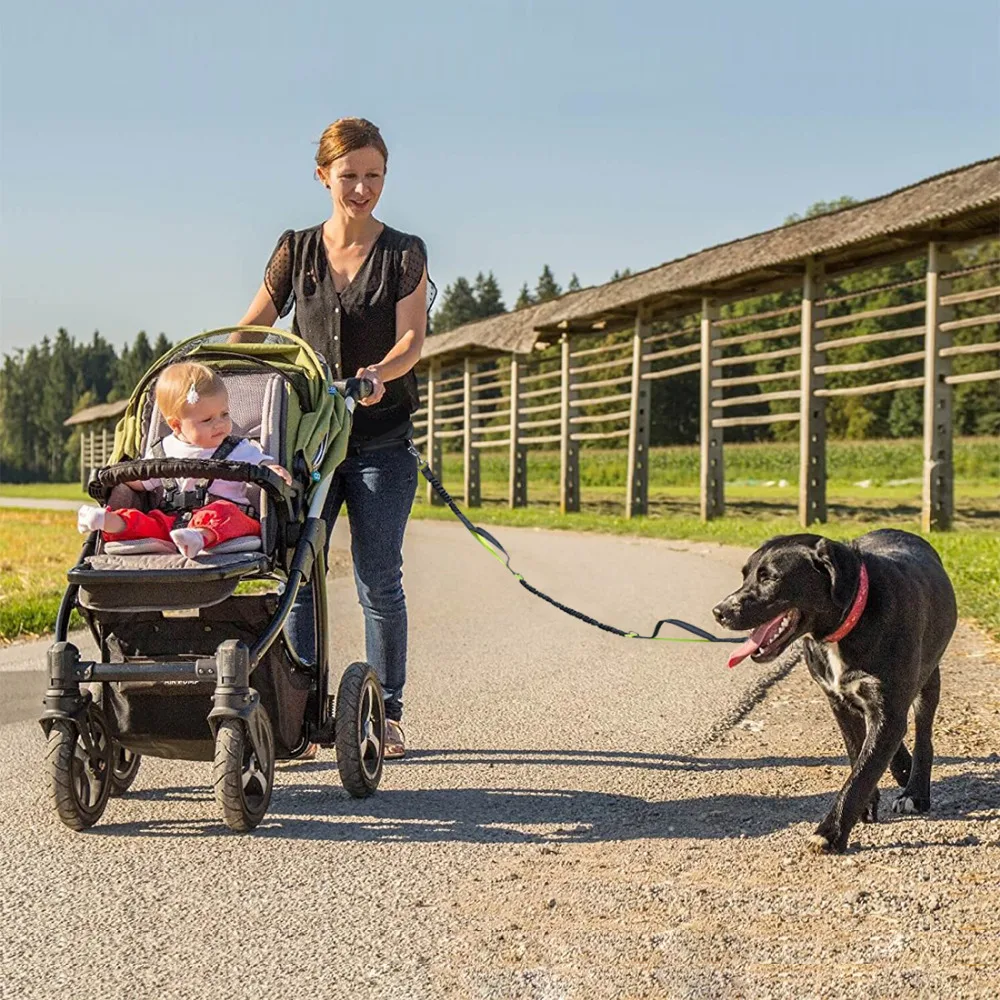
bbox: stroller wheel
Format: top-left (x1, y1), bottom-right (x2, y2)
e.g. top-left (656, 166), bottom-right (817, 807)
top-left (109, 745), bottom-right (142, 797)
top-left (45, 705), bottom-right (113, 831)
top-left (335, 662), bottom-right (385, 798)
top-left (213, 715), bottom-right (275, 832)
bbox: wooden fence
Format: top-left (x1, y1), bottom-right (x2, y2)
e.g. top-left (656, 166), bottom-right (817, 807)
top-left (414, 240), bottom-right (999, 531)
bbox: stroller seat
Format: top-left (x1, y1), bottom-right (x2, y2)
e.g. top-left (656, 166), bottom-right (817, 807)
top-left (74, 368), bottom-right (289, 612)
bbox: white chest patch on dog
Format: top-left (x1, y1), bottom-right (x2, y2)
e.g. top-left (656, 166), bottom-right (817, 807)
top-left (812, 642), bottom-right (872, 706)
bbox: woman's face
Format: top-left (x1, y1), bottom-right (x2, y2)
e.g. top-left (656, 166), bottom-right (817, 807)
top-left (319, 146), bottom-right (385, 219)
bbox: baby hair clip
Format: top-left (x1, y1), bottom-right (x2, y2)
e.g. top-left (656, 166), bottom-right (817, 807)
top-left (186, 383), bottom-right (200, 405)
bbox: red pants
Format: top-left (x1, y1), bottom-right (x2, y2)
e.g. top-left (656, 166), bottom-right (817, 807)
top-left (105, 499), bottom-right (261, 547)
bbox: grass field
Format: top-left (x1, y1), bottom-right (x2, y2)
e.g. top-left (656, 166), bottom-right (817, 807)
top-left (0, 482), bottom-right (89, 501)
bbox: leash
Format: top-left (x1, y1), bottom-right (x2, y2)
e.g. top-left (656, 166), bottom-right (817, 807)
top-left (408, 444), bottom-right (743, 645)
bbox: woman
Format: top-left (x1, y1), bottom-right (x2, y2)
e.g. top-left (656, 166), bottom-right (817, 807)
top-left (236, 117), bottom-right (434, 759)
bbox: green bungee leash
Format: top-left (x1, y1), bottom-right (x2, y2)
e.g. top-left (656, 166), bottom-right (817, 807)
top-left (407, 444), bottom-right (743, 645)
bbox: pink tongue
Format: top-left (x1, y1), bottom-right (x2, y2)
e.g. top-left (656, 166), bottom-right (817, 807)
top-left (727, 613), bottom-right (786, 669)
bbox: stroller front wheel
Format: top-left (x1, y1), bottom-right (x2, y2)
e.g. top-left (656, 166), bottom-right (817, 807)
top-left (45, 706), bottom-right (113, 831)
top-left (109, 745), bottom-right (142, 797)
top-left (213, 715), bottom-right (275, 832)
top-left (335, 662), bottom-right (385, 798)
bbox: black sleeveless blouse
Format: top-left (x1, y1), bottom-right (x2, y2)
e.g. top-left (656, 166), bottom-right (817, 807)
top-left (263, 224), bottom-right (435, 445)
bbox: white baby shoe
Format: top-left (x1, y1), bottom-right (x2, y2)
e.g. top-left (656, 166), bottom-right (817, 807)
top-left (170, 527), bottom-right (206, 559)
top-left (77, 505), bottom-right (106, 534)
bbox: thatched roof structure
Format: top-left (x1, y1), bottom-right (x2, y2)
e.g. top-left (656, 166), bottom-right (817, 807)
top-left (64, 399), bottom-right (128, 427)
top-left (420, 156), bottom-right (999, 366)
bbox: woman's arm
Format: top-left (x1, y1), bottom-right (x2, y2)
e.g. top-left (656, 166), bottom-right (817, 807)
top-left (230, 284), bottom-right (279, 342)
top-left (367, 268), bottom-right (429, 382)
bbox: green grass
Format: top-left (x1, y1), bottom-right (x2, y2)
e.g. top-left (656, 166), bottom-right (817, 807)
top-left (0, 482), bottom-right (88, 501)
top-left (431, 436), bottom-right (1000, 489)
top-left (0, 508), bottom-right (83, 641)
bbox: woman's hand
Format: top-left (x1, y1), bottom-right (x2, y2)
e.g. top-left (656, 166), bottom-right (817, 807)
top-left (355, 366), bottom-right (386, 406)
top-left (264, 463), bottom-right (293, 485)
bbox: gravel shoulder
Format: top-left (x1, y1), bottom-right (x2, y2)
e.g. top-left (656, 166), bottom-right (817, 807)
top-left (432, 621), bottom-right (999, 1000)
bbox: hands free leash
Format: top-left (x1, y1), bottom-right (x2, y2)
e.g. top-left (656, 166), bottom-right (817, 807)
top-left (407, 444), bottom-right (743, 646)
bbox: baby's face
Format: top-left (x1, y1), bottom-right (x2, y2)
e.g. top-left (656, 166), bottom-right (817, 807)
top-left (171, 390), bottom-right (232, 448)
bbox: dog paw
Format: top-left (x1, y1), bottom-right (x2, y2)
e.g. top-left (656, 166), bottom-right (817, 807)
top-left (807, 833), bottom-right (845, 855)
top-left (892, 795), bottom-right (930, 815)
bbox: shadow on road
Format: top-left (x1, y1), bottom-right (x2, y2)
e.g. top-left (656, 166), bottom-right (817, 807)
top-left (93, 770), bottom-right (999, 846)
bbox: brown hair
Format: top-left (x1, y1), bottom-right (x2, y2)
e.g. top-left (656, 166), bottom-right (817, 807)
top-left (315, 117), bottom-right (388, 171)
top-left (155, 362), bottom-right (226, 420)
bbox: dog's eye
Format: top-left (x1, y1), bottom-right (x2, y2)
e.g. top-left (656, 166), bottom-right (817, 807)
top-left (757, 567), bottom-right (774, 582)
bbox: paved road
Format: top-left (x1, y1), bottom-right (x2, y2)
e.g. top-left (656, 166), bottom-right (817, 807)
top-left (0, 519), bottom-right (773, 999)
top-left (0, 496), bottom-right (82, 510)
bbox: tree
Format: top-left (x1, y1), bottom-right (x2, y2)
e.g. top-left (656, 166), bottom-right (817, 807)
top-left (431, 277), bottom-right (482, 334)
top-left (784, 196), bottom-right (857, 226)
top-left (567, 273), bottom-right (581, 292)
top-left (534, 265), bottom-right (561, 303)
top-left (610, 268), bottom-right (633, 282)
top-left (515, 283), bottom-right (534, 310)
top-left (473, 271), bottom-right (506, 318)
top-left (111, 331), bottom-right (155, 399)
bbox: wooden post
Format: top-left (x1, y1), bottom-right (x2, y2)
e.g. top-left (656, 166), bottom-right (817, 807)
top-left (799, 258), bottom-right (827, 526)
top-left (508, 354), bottom-right (527, 507)
top-left (425, 361), bottom-right (443, 505)
top-left (626, 308), bottom-right (651, 518)
top-left (79, 430), bottom-right (87, 489)
top-left (700, 298), bottom-right (724, 520)
top-left (559, 334), bottom-right (580, 514)
top-left (463, 358), bottom-right (480, 507)
top-left (922, 242), bottom-right (956, 531)
top-left (101, 426), bottom-right (109, 467)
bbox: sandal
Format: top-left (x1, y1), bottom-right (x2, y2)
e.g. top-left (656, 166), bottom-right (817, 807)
top-left (384, 720), bottom-right (406, 759)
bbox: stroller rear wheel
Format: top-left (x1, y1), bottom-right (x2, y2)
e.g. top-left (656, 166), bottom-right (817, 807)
top-left (335, 662), bottom-right (385, 798)
top-left (45, 705), bottom-right (113, 831)
top-left (109, 745), bottom-right (142, 797)
top-left (213, 715), bottom-right (275, 832)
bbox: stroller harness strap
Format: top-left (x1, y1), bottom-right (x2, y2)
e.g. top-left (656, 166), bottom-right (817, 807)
top-left (407, 444), bottom-right (743, 646)
top-left (151, 435), bottom-right (250, 517)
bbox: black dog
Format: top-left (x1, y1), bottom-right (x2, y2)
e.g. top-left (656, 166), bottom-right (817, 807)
top-left (712, 529), bottom-right (957, 854)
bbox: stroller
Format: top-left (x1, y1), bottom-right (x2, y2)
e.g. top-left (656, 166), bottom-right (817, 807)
top-left (40, 327), bottom-right (386, 832)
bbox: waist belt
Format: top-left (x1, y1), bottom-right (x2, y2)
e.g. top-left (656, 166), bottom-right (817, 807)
top-left (346, 437), bottom-right (410, 458)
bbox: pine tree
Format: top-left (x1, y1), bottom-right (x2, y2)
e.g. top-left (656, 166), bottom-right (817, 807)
top-left (473, 271), bottom-right (506, 318)
top-left (430, 277), bottom-right (480, 334)
top-left (535, 265), bottom-right (561, 303)
top-left (567, 273), bottom-right (581, 292)
top-left (515, 283), bottom-right (534, 310)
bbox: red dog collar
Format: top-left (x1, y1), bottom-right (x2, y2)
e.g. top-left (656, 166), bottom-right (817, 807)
top-left (823, 562), bottom-right (869, 644)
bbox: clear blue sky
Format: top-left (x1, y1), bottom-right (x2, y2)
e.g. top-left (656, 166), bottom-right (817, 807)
top-left (2, 0), bottom-right (997, 353)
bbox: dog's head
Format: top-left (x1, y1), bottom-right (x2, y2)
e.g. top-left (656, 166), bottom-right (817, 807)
top-left (712, 534), bottom-right (858, 667)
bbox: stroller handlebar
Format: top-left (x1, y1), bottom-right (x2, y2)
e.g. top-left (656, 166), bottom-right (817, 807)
top-left (89, 460), bottom-right (298, 517)
top-left (331, 377), bottom-right (374, 401)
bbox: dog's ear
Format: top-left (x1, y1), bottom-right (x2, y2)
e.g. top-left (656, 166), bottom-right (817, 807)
top-left (812, 537), bottom-right (855, 605)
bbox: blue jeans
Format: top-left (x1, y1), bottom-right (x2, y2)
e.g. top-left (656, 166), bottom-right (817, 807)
top-left (286, 441), bottom-right (417, 721)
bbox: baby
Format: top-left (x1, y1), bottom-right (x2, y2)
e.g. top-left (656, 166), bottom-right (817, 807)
top-left (78, 361), bottom-right (291, 558)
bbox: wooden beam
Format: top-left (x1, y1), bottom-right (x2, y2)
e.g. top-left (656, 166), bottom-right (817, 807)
top-left (800, 258), bottom-right (827, 527)
top-left (700, 298), bottom-right (724, 521)
top-left (922, 242), bottom-right (957, 532)
top-left (559, 334), bottom-right (580, 513)
top-left (626, 309), bottom-right (651, 518)
top-left (463, 358), bottom-right (480, 507)
top-left (508, 355), bottom-right (527, 508)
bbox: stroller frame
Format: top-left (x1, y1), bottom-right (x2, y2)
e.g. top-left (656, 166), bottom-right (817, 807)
top-left (40, 328), bottom-right (385, 832)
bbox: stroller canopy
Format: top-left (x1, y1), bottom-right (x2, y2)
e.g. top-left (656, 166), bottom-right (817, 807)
top-left (110, 327), bottom-right (352, 496)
